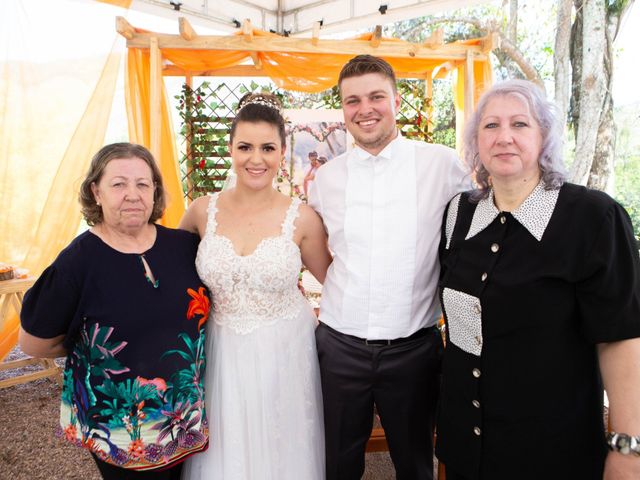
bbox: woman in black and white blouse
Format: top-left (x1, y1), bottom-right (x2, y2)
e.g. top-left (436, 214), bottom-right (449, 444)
top-left (436, 79), bottom-right (640, 480)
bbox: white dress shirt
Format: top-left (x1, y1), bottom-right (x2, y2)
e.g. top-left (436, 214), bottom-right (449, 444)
top-left (309, 133), bottom-right (469, 339)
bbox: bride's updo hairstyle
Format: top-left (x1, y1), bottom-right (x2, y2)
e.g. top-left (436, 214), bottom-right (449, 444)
top-left (230, 92), bottom-right (286, 146)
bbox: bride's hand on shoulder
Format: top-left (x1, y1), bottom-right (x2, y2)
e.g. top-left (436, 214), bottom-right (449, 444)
top-left (296, 204), bottom-right (332, 284)
top-left (178, 195), bottom-right (210, 238)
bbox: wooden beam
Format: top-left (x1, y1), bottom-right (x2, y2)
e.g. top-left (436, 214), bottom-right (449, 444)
top-left (124, 31), bottom-right (489, 61)
top-left (250, 52), bottom-right (262, 69)
top-left (150, 36), bottom-right (162, 160)
top-left (242, 19), bottom-right (253, 42)
top-left (371, 25), bottom-right (382, 48)
top-left (115, 16), bottom-right (135, 40)
top-left (312, 21), bottom-right (320, 46)
top-left (179, 17), bottom-right (197, 41)
top-left (425, 72), bottom-right (434, 122)
top-left (424, 29), bottom-right (444, 49)
top-left (162, 64), bottom-right (432, 79)
top-left (481, 31), bottom-right (500, 53)
top-left (464, 50), bottom-right (474, 121)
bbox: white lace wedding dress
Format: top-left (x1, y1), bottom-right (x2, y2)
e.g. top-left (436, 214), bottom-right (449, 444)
top-left (182, 193), bottom-right (325, 480)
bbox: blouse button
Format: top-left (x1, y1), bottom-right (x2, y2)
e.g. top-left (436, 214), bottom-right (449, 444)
top-left (472, 368), bottom-right (481, 378)
top-left (474, 303), bottom-right (481, 314)
top-left (490, 243), bottom-right (499, 253)
top-left (472, 399), bottom-right (481, 408)
top-left (500, 215), bottom-right (506, 224)
top-left (473, 427), bottom-right (482, 436)
top-left (481, 272), bottom-right (488, 282)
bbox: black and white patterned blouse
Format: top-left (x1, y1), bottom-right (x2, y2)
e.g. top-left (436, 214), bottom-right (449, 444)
top-left (436, 181), bottom-right (640, 480)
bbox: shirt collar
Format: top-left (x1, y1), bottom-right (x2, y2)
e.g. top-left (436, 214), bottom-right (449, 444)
top-left (352, 130), bottom-right (402, 163)
top-left (465, 181), bottom-right (560, 242)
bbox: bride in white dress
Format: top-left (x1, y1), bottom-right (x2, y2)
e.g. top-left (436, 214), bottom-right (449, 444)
top-left (178, 93), bottom-right (331, 480)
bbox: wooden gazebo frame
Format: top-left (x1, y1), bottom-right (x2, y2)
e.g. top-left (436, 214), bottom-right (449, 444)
top-left (116, 16), bottom-right (495, 162)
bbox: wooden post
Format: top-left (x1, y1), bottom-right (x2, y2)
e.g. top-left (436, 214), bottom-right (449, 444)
top-left (150, 36), bottom-right (162, 160)
top-left (312, 21), bottom-right (320, 46)
top-left (185, 74), bottom-right (194, 203)
top-left (425, 72), bottom-right (433, 125)
top-left (464, 50), bottom-right (474, 121)
top-left (371, 25), bottom-right (382, 48)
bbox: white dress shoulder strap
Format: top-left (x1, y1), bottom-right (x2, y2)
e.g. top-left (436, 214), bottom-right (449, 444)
top-left (281, 198), bottom-right (302, 240)
top-left (204, 193), bottom-right (220, 236)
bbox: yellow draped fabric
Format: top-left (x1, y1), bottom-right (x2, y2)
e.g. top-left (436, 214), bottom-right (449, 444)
top-left (0, 0), bottom-right (130, 361)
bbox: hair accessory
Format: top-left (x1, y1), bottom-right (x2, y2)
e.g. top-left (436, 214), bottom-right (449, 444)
top-left (238, 94), bottom-right (282, 114)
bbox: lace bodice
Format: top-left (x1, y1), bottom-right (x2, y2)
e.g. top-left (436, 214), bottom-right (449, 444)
top-left (196, 193), bottom-right (305, 335)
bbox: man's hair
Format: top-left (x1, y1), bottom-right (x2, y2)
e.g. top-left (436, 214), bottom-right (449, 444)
top-left (338, 55), bottom-right (397, 92)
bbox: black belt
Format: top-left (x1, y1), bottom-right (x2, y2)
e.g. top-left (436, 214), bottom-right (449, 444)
top-left (322, 323), bottom-right (436, 346)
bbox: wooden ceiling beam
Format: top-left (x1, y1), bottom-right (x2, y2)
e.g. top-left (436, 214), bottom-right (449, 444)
top-left (312, 21), bottom-right (321, 46)
top-left (370, 25), bottom-right (382, 48)
top-left (123, 32), bottom-right (487, 61)
top-left (116, 16), bottom-right (135, 40)
top-left (179, 17), bottom-right (197, 41)
top-left (162, 64), bottom-right (434, 80)
top-left (242, 19), bottom-right (253, 42)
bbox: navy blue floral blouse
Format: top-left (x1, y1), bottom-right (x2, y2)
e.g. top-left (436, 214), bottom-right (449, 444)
top-left (21, 225), bottom-right (210, 471)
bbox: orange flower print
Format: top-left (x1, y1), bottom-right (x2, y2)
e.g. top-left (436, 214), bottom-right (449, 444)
top-left (137, 377), bottom-right (167, 394)
top-left (128, 439), bottom-right (145, 460)
top-left (64, 423), bottom-right (77, 442)
top-left (187, 287), bottom-right (210, 330)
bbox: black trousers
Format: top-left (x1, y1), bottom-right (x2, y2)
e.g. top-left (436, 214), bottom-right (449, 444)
top-left (316, 322), bottom-right (443, 480)
top-left (92, 455), bottom-right (184, 480)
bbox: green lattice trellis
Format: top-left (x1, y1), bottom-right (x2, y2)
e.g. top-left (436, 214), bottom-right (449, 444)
top-left (176, 80), bottom-right (436, 201)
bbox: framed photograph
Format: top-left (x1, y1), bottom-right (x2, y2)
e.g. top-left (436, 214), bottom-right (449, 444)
top-left (280, 109), bottom-right (351, 198)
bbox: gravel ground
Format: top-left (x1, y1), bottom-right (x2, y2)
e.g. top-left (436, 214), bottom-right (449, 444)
top-left (0, 347), bottom-right (396, 480)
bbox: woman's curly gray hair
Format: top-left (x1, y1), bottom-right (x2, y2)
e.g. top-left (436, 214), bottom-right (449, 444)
top-left (463, 79), bottom-right (567, 200)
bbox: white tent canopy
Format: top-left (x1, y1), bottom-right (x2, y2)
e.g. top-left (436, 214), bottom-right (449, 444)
top-left (131, 0), bottom-right (489, 35)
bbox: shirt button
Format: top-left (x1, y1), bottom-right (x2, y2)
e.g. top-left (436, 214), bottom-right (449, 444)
top-left (472, 368), bottom-right (481, 378)
top-left (500, 215), bottom-right (506, 224)
top-left (472, 400), bottom-right (481, 408)
top-left (490, 243), bottom-right (499, 253)
top-left (474, 303), bottom-right (481, 314)
top-left (474, 426), bottom-right (482, 436)
top-left (481, 272), bottom-right (488, 282)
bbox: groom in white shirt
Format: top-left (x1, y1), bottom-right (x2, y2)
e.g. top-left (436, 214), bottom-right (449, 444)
top-left (309, 55), bottom-right (469, 480)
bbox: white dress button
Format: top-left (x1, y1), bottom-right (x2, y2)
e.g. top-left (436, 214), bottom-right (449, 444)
top-left (472, 400), bottom-right (481, 408)
top-left (474, 426), bottom-right (482, 436)
top-left (474, 303), bottom-right (481, 314)
top-left (481, 272), bottom-right (488, 282)
top-left (500, 215), bottom-right (506, 224)
top-left (491, 243), bottom-right (499, 253)
top-left (472, 368), bottom-right (481, 378)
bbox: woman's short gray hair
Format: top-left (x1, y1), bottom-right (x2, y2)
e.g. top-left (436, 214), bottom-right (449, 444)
top-left (79, 143), bottom-right (167, 226)
top-left (463, 79), bottom-right (567, 199)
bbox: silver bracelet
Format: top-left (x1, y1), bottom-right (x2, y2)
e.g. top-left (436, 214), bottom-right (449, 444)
top-left (606, 432), bottom-right (640, 456)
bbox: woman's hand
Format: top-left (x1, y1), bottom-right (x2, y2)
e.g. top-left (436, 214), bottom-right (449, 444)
top-left (599, 338), bottom-right (640, 479)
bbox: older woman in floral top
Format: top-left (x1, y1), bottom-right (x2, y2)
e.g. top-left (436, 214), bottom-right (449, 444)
top-left (20, 143), bottom-right (210, 480)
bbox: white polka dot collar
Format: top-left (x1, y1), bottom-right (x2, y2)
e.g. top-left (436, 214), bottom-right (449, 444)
top-left (465, 181), bottom-right (560, 242)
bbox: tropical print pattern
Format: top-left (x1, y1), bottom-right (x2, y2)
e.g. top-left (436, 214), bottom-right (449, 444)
top-left (55, 287), bottom-right (210, 470)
